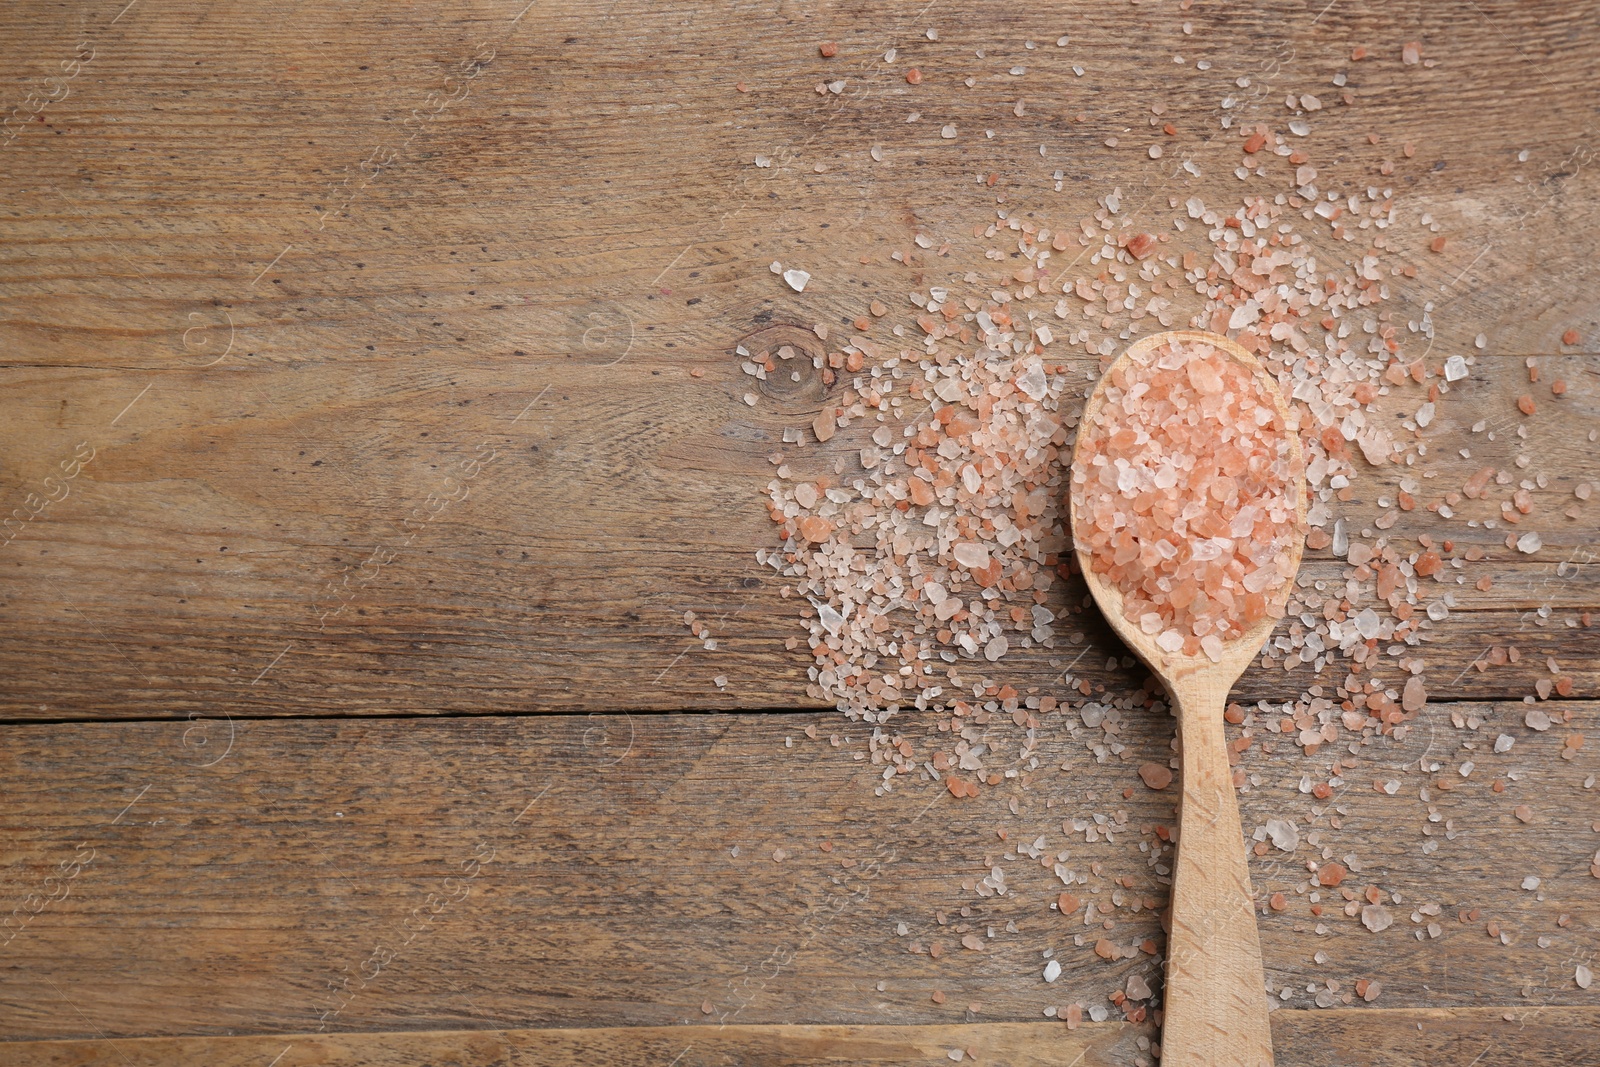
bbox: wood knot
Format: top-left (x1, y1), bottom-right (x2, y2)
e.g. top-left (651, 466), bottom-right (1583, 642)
top-left (734, 324), bottom-right (829, 406)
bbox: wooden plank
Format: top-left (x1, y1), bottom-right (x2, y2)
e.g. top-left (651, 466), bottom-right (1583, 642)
top-left (5, 1010), bottom-right (1600, 1067)
top-left (1, 0), bottom-right (1598, 719)
top-left (2, 709), bottom-right (1594, 1041)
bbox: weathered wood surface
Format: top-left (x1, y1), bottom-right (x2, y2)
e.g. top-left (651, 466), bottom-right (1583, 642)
top-left (3, 0), bottom-right (1599, 1063)
top-left (1, 0), bottom-right (1597, 719)
top-left (1, 709), bottom-right (1593, 1047)
top-left (7, 1011), bottom-right (1600, 1067)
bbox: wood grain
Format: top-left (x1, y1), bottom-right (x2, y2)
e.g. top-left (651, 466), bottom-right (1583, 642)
top-left (0, 0), bottom-right (1597, 720)
top-left (1, 708), bottom-right (1593, 1043)
top-left (6, 1010), bottom-right (1600, 1067)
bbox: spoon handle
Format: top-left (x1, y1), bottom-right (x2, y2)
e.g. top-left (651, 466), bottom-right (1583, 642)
top-left (1160, 679), bottom-right (1274, 1067)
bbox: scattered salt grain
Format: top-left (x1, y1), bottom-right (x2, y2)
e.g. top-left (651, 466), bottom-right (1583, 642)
top-left (1515, 532), bottom-right (1542, 554)
top-left (782, 269), bottom-right (810, 292)
top-left (1354, 608), bottom-right (1381, 640)
top-left (1043, 959), bottom-right (1062, 982)
top-left (1444, 355), bottom-right (1468, 381)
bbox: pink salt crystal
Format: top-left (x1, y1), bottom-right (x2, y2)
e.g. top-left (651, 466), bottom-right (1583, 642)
top-left (1072, 339), bottom-right (1302, 647)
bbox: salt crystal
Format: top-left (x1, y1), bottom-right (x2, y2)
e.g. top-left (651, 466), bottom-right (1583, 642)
top-left (1494, 734), bottom-right (1514, 753)
top-left (953, 542), bottom-right (991, 569)
top-left (1521, 876), bottom-right (1540, 890)
top-left (1126, 974), bottom-right (1152, 1000)
top-left (1354, 608), bottom-right (1380, 640)
top-left (1043, 959), bottom-right (1062, 982)
top-left (1156, 630), bottom-right (1185, 653)
top-left (1579, 965), bottom-right (1594, 990)
top-left (1444, 355), bottom-right (1468, 381)
top-left (1525, 708), bottom-right (1552, 731)
top-left (1515, 531), bottom-right (1542, 554)
top-left (1415, 402), bottom-right (1434, 428)
top-left (1361, 904), bottom-right (1393, 933)
top-left (1016, 359), bottom-right (1048, 400)
top-left (783, 269), bottom-right (810, 292)
top-left (1265, 818), bottom-right (1299, 851)
top-left (984, 636), bottom-right (1009, 661)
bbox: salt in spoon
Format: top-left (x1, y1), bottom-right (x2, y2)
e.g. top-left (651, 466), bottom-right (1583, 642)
top-left (1068, 329), bottom-right (1306, 1067)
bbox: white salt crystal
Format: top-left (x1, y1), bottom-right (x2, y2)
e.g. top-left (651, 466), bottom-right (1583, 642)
top-left (984, 635), bottom-right (1009, 661)
top-left (1515, 531), bottom-right (1542, 554)
top-left (1043, 959), bottom-right (1062, 982)
top-left (1361, 904), bottom-right (1393, 933)
top-left (1415, 402), bottom-right (1434, 428)
top-left (953, 542), bottom-right (991, 569)
top-left (1494, 734), bottom-right (1514, 753)
top-left (1444, 355), bottom-right (1468, 381)
top-left (1156, 630), bottom-right (1184, 653)
top-left (1265, 818), bottom-right (1299, 851)
top-left (783, 269), bottom-right (810, 292)
top-left (1243, 566), bottom-right (1278, 593)
top-left (1354, 607), bottom-right (1380, 639)
top-left (1017, 358), bottom-right (1048, 399)
top-left (1579, 965), bottom-right (1594, 990)
top-left (1521, 876), bottom-right (1541, 890)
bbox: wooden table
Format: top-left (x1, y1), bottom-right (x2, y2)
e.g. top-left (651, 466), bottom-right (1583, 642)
top-left (2, 1), bottom-right (1596, 1063)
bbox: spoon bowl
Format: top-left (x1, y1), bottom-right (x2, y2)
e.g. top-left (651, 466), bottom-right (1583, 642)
top-left (1069, 329), bottom-right (1307, 1067)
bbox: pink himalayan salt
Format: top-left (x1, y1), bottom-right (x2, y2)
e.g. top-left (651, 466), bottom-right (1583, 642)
top-left (1071, 340), bottom-right (1302, 660)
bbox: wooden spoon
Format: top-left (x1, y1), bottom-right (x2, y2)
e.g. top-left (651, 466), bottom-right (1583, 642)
top-left (1068, 329), bottom-right (1306, 1067)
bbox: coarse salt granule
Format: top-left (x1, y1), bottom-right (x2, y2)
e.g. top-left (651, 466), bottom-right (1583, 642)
top-left (1071, 339), bottom-right (1302, 660)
